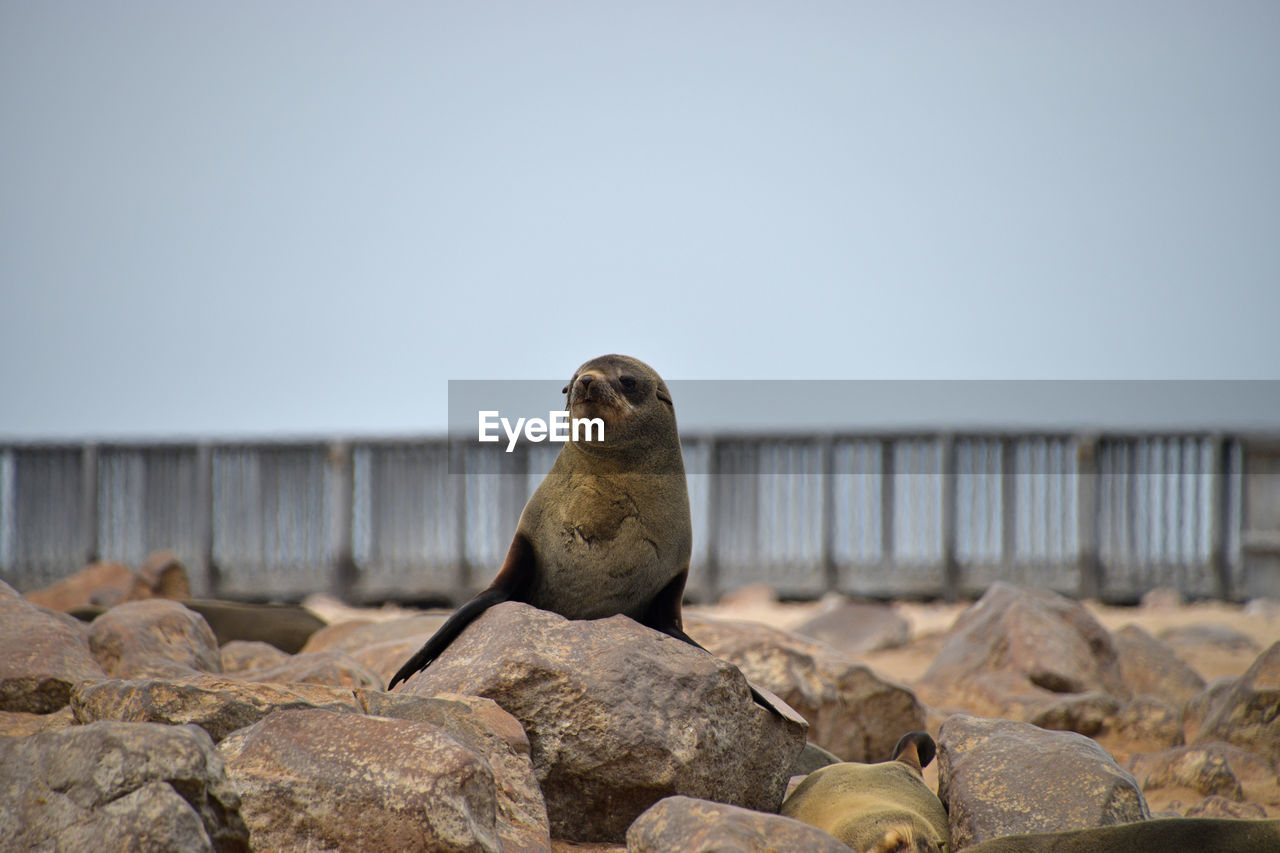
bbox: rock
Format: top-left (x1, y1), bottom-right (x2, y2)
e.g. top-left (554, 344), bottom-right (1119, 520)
top-left (918, 584), bottom-right (1129, 722)
top-left (790, 741), bottom-right (843, 777)
top-left (1112, 624), bottom-right (1206, 706)
top-left (1190, 641), bottom-right (1280, 765)
top-left (88, 599), bottom-right (222, 678)
top-left (1029, 691), bottom-right (1120, 737)
top-left (685, 614), bottom-right (922, 763)
top-left (1182, 676), bottom-right (1238, 744)
top-left (301, 613), bottom-right (450, 654)
top-left (221, 640), bottom-right (290, 673)
top-left (132, 550), bottom-right (192, 600)
top-left (24, 561), bottom-right (137, 611)
top-left (362, 691), bottom-right (551, 852)
top-left (937, 714), bottom-right (1149, 849)
top-left (231, 649), bottom-right (383, 690)
top-left (0, 720), bottom-right (248, 852)
top-left (182, 599), bottom-right (327, 654)
top-left (72, 675), bottom-right (363, 741)
top-left (1158, 623), bottom-right (1261, 653)
top-left (625, 796), bottom-right (849, 853)
top-left (219, 708), bottom-right (501, 852)
top-left (1105, 696), bottom-right (1184, 753)
top-left (0, 706), bottom-right (75, 737)
top-left (1184, 795), bottom-right (1268, 819)
top-left (0, 579), bottom-right (106, 712)
top-left (400, 602), bottom-right (806, 844)
top-left (788, 598), bottom-right (911, 655)
top-left (350, 636), bottom-right (429, 685)
top-left (1140, 587), bottom-right (1184, 609)
top-left (1127, 742), bottom-right (1277, 803)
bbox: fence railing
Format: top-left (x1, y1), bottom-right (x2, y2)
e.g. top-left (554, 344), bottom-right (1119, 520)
top-left (2, 431), bottom-right (1278, 603)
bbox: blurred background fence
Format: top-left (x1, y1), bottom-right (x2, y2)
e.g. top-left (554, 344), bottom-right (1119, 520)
top-left (2, 431), bottom-right (1279, 603)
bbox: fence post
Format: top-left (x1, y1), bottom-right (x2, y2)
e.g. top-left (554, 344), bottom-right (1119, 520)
top-left (1075, 434), bottom-right (1102, 600)
top-left (941, 434), bottom-right (959, 602)
top-left (328, 441), bottom-right (357, 601)
top-left (1208, 435), bottom-right (1232, 600)
top-left (79, 443), bottom-right (99, 567)
top-left (194, 443), bottom-right (217, 596)
top-left (704, 438), bottom-right (721, 602)
top-left (1000, 438), bottom-right (1017, 587)
top-left (820, 436), bottom-right (837, 593)
top-left (880, 438), bottom-right (895, 580)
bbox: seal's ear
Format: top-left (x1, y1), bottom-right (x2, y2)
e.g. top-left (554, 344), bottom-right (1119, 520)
top-left (655, 383), bottom-right (672, 406)
top-left (890, 731), bottom-right (936, 772)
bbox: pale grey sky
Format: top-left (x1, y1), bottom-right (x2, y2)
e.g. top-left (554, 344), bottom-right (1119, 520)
top-left (2, 2), bottom-right (1278, 439)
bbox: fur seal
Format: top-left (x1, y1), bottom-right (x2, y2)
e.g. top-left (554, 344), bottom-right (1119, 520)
top-left (389, 354), bottom-right (780, 714)
top-left (959, 817), bottom-right (1280, 853)
top-left (781, 731), bottom-right (950, 853)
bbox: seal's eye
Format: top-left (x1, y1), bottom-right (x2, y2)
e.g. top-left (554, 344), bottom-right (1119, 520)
top-left (619, 376), bottom-right (637, 391)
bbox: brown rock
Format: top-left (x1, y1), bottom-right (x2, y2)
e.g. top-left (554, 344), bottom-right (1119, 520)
top-left (301, 613), bottom-right (450, 654)
top-left (1158, 623), bottom-right (1261, 653)
top-left (1112, 624), bottom-right (1206, 706)
top-left (1029, 691), bottom-right (1120, 737)
top-left (219, 708), bottom-right (501, 852)
top-left (937, 714), bottom-right (1149, 849)
top-left (1190, 641), bottom-right (1280, 765)
top-left (349, 636), bottom-right (429, 685)
top-left (24, 561), bottom-right (136, 611)
top-left (88, 599), bottom-right (222, 678)
top-left (1106, 696), bottom-right (1185, 754)
top-left (1127, 742), bottom-right (1277, 803)
top-left (232, 649), bottom-right (383, 690)
top-left (0, 579), bottom-right (106, 712)
top-left (685, 614), bottom-right (922, 763)
top-left (72, 675), bottom-right (363, 741)
top-left (1184, 795), bottom-right (1268, 819)
top-left (1182, 676), bottom-right (1238, 744)
top-left (625, 796), bottom-right (849, 853)
top-left (0, 720), bottom-right (248, 852)
top-left (400, 602), bottom-right (806, 844)
top-left (789, 598), bottom-right (911, 655)
top-left (0, 706), bottom-right (76, 737)
top-left (220, 640), bottom-right (290, 674)
top-left (132, 550), bottom-right (192, 600)
top-left (362, 691), bottom-right (551, 852)
top-left (918, 583), bottom-right (1130, 720)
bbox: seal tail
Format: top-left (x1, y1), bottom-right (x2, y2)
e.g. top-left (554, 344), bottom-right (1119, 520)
top-left (387, 531), bottom-right (536, 691)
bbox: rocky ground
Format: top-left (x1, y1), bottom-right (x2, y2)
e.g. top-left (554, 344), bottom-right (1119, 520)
top-left (3, 556), bottom-right (1279, 851)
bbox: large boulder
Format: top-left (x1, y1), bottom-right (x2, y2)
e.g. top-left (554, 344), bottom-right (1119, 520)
top-left (918, 584), bottom-right (1129, 722)
top-left (685, 614), bottom-right (922, 762)
top-left (626, 796), bottom-right (849, 852)
top-left (0, 579), bottom-right (105, 712)
top-left (0, 720), bottom-right (249, 852)
top-left (1126, 742), bottom-right (1278, 804)
top-left (219, 708), bottom-right (502, 852)
top-left (1189, 641), bottom-right (1280, 765)
top-left (399, 602), bottom-right (806, 843)
top-left (88, 599), bottom-right (222, 678)
top-left (937, 714), bottom-right (1149, 849)
top-left (1112, 624), bottom-right (1206, 706)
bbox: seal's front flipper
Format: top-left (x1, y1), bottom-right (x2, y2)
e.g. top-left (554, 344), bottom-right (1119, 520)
top-left (387, 531), bottom-right (536, 691)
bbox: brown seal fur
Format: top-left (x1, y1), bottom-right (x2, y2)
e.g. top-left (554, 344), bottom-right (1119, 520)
top-left (389, 354), bottom-right (780, 712)
top-left (782, 732), bottom-right (950, 853)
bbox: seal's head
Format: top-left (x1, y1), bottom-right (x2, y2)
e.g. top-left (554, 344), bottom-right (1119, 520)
top-left (561, 354), bottom-right (677, 456)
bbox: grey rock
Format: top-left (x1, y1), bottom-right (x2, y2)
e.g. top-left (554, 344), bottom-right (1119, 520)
top-left (789, 598), bottom-right (911, 655)
top-left (625, 796), bottom-right (849, 853)
top-left (1189, 641), bottom-right (1280, 765)
top-left (1112, 624), bottom-right (1206, 706)
top-left (937, 714), bottom-right (1149, 849)
top-left (88, 599), bottom-right (222, 678)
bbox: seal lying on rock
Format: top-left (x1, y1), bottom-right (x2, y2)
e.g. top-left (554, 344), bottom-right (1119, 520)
top-left (781, 731), bottom-right (950, 853)
top-left (961, 817), bottom-right (1280, 852)
top-left (389, 354), bottom-right (783, 715)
